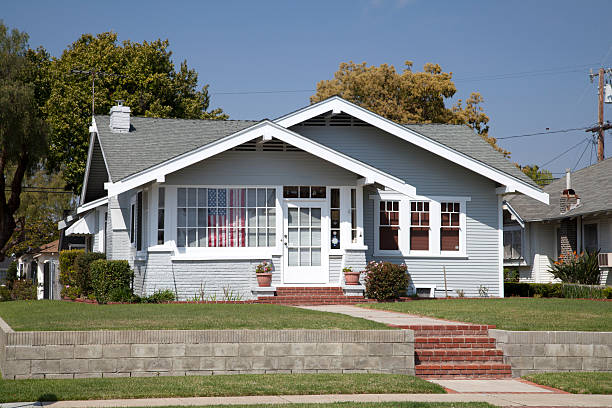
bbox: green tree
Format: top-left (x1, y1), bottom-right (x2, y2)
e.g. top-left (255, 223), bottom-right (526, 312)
top-left (312, 61), bottom-right (509, 157)
top-left (45, 32), bottom-right (227, 192)
top-left (519, 164), bottom-right (553, 187)
top-left (0, 22), bottom-right (49, 261)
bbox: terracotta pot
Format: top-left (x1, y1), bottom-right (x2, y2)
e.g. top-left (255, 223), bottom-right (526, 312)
top-left (344, 271), bottom-right (361, 285)
top-left (256, 272), bottom-right (272, 287)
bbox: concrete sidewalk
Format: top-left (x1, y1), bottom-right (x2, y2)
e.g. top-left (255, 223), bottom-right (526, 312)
top-left (3, 391), bottom-right (612, 407)
top-left (297, 304), bottom-right (465, 326)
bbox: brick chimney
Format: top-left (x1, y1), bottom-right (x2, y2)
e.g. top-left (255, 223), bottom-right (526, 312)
top-left (560, 168), bottom-right (580, 214)
top-left (109, 100), bottom-right (131, 133)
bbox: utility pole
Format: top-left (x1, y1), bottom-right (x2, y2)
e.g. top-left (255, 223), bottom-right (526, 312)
top-left (586, 67), bottom-right (612, 162)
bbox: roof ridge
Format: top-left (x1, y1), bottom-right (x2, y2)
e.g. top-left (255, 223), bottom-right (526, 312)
top-left (94, 114), bottom-right (259, 123)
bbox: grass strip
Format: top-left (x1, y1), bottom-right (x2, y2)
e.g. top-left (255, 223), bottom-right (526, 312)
top-left (0, 301), bottom-right (392, 331)
top-left (0, 373), bottom-right (445, 402)
top-left (361, 298), bottom-right (612, 331)
top-left (523, 372), bottom-right (612, 394)
top-left (149, 403), bottom-right (493, 408)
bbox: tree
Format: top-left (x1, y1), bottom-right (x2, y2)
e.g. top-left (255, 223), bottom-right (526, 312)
top-left (0, 22), bottom-right (49, 261)
top-left (312, 61), bottom-right (509, 157)
top-left (519, 164), bottom-right (553, 187)
top-left (45, 32), bottom-right (228, 192)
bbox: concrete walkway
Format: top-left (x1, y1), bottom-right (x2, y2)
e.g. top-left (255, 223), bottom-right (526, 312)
top-left (298, 304), bottom-right (465, 326)
top-left (4, 390), bottom-right (612, 407)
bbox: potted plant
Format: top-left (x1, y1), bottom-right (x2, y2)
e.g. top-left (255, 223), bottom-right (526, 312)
top-left (343, 266), bottom-right (361, 285)
top-left (255, 261), bottom-right (273, 287)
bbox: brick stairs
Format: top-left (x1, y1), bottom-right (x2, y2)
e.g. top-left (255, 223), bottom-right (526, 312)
top-left (255, 287), bottom-right (368, 305)
top-left (396, 324), bottom-right (512, 379)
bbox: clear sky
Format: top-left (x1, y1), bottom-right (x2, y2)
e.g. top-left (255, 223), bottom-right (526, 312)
top-left (3, 0), bottom-right (611, 176)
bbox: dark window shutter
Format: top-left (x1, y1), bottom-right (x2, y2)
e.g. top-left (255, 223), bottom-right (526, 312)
top-left (137, 192), bottom-right (143, 251)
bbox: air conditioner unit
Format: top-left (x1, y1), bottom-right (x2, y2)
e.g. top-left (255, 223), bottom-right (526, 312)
top-left (598, 253), bottom-right (612, 267)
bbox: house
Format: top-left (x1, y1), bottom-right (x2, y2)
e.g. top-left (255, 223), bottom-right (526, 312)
top-left (64, 97), bottom-right (548, 300)
top-left (504, 159), bottom-right (612, 285)
top-left (16, 239), bottom-right (61, 299)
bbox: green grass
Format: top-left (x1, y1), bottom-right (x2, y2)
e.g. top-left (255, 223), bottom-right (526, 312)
top-left (360, 298), bottom-right (612, 331)
top-left (524, 372), bottom-right (612, 394)
top-left (0, 301), bottom-right (392, 331)
top-left (0, 374), bottom-right (445, 402)
top-left (149, 404), bottom-right (493, 408)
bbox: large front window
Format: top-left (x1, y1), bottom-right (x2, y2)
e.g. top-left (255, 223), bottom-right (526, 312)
top-left (176, 187), bottom-right (276, 247)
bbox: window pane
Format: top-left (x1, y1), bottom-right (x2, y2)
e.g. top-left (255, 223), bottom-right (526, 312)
top-left (208, 209), bottom-right (217, 227)
top-left (312, 228), bottom-right (322, 246)
top-left (441, 213), bottom-right (450, 226)
top-left (157, 230), bottom-right (164, 246)
top-left (300, 248), bottom-right (310, 266)
top-left (288, 248), bottom-right (298, 266)
top-left (177, 208), bottom-right (187, 227)
top-left (247, 188), bottom-right (256, 206)
top-left (178, 188), bottom-right (186, 207)
top-left (267, 189), bottom-right (276, 207)
top-left (188, 188), bottom-right (197, 207)
top-left (410, 227), bottom-right (429, 251)
top-left (288, 228), bottom-right (299, 246)
top-left (257, 188), bottom-right (266, 206)
top-left (198, 228), bottom-right (207, 247)
top-left (350, 189), bottom-right (356, 208)
top-left (197, 188), bottom-right (206, 207)
top-left (441, 228), bottom-right (459, 251)
top-left (300, 207), bottom-right (310, 226)
top-left (311, 248), bottom-right (321, 266)
top-left (331, 209), bottom-right (340, 228)
top-left (248, 228), bottom-right (256, 247)
top-left (283, 186), bottom-right (298, 198)
top-left (198, 209), bottom-right (207, 227)
top-left (187, 208), bottom-right (197, 227)
top-left (299, 186), bottom-right (310, 198)
top-left (380, 211), bottom-right (389, 226)
top-left (451, 213), bottom-right (459, 226)
top-left (410, 212), bottom-right (419, 225)
top-left (207, 228), bottom-right (216, 247)
top-left (208, 189), bottom-right (217, 207)
top-left (247, 208), bottom-right (256, 228)
top-left (267, 208), bottom-right (276, 228)
top-left (300, 228), bottom-right (310, 246)
top-left (454, 203), bottom-right (460, 212)
top-left (421, 212), bottom-right (430, 226)
top-left (158, 209), bottom-right (165, 229)
top-left (159, 187), bottom-right (165, 208)
top-left (188, 228), bottom-right (197, 247)
top-left (351, 209), bottom-right (356, 227)
top-left (379, 227), bottom-right (399, 250)
top-left (311, 208), bottom-right (321, 226)
top-left (331, 229), bottom-right (339, 249)
top-left (331, 188), bottom-right (340, 208)
top-left (288, 208), bottom-right (298, 226)
top-left (268, 229), bottom-right (276, 247)
top-left (258, 229), bottom-right (267, 246)
top-left (311, 186), bottom-right (326, 198)
top-left (411, 202), bottom-right (416, 211)
top-left (258, 208), bottom-right (266, 228)
top-left (177, 228), bottom-right (186, 247)
top-left (389, 211), bottom-right (399, 225)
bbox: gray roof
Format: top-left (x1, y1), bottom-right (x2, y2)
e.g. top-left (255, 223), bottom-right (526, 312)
top-left (95, 116), bottom-right (258, 181)
top-left (506, 157), bottom-right (612, 221)
top-left (403, 124), bottom-right (539, 188)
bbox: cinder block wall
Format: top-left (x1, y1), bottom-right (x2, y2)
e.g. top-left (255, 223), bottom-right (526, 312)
top-left (0, 322), bottom-right (414, 379)
top-left (490, 330), bottom-right (612, 377)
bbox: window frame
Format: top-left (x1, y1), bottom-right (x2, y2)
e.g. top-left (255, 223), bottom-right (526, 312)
top-left (503, 225), bottom-right (523, 261)
top-left (582, 222), bottom-right (599, 253)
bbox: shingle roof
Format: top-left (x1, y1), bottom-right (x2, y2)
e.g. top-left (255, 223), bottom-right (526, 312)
top-left (36, 239), bottom-right (59, 254)
top-left (506, 157), bottom-right (612, 221)
top-left (403, 124), bottom-right (538, 188)
top-left (95, 116), bottom-right (258, 181)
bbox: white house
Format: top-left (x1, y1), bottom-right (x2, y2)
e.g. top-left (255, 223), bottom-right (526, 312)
top-left (504, 159), bottom-right (612, 285)
top-left (16, 239), bottom-right (60, 299)
top-left (64, 97), bottom-right (547, 300)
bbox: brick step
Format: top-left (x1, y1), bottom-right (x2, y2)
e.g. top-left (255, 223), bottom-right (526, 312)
top-left (416, 352), bottom-right (504, 363)
top-left (395, 324), bottom-right (496, 331)
top-left (412, 330), bottom-right (490, 337)
top-left (415, 337), bottom-right (496, 345)
top-left (415, 363), bottom-right (512, 378)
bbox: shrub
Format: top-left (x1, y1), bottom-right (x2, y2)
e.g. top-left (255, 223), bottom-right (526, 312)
top-left (6, 261), bottom-right (18, 288)
top-left (11, 279), bottom-right (37, 300)
top-left (0, 285), bottom-right (11, 301)
top-left (109, 286), bottom-right (136, 303)
top-left (90, 260), bottom-right (133, 304)
top-left (504, 268), bottom-right (519, 283)
top-left (142, 289), bottom-right (176, 303)
top-left (61, 285), bottom-right (80, 300)
top-left (603, 286), bottom-right (612, 299)
top-left (562, 283), bottom-right (607, 299)
top-left (504, 282), bottom-right (563, 298)
top-left (364, 261), bottom-right (410, 301)
top-left (549, 250), bottom-right (601, 285)
top-left (59, 249), bottom-right (84, 295)
top-left (74, 252), bottom-right (106, 296)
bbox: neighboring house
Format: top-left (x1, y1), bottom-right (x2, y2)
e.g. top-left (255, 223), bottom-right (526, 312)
top-left (16, 239), bottom-right (61, 299)
top-left (64, 97), bottom-right (547, 300)
top-left (504, 159), bottom-right (612, 285)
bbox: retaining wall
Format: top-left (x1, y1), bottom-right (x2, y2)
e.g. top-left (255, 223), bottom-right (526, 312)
top-left (0, 319), bottom-right (414, 379)
top-left (490, 330), bottom-right (612, 377)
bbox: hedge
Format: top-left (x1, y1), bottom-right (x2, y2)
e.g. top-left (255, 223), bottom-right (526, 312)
top-left (90, 260), bottom-right (133, 304)
top-left (505, 282), bottom-right (612, 299)
top-left (59, 249), bottom-right (84, 290)
top-left (74, 252), bottom-right (106, 296)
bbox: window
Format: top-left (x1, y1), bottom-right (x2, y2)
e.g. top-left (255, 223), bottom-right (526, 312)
top-left (440, 202), bottom-right (460, 251)
top-left (583, 223), bottom-right (598, 253)
top-left (410, 201), bottom-right (429, 251)
top-left (350, 189), bottom-right (357, 243)
top-left (176, 187), bottom-right (276, 248)
top-left (330, 188), bottom-right (340, 249)
top-left (283, 186), bottom-right (326, 198)
top-left (136, 191), bottom-right (143, 251)
top-left (130, 203), bottom-right (135, 244)
top-left (379, 200), bottom-right (399, 250)
top-left (157, 187), bottom-right (165, 245)
top-left (503, 227), bottom-right (522, 259)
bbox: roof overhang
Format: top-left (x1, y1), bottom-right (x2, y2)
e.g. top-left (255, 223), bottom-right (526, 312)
top-left (80, 117), bottom-right (112, 204)
top-left (275, 97), bottom-right (549, 205)
top-left (77, 196), bottom-right (108, 215)
top-left (105, 120), bottom-right (417, 198)
top-left (65, 212), bottom-right (96, 236)
top-left (503, 200), bottom-right (525, 228)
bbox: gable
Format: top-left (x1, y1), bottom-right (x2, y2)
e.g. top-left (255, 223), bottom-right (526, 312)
top-left (82, 134), bottom-right (109, 204)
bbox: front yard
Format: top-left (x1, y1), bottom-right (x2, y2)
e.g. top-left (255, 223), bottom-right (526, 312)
top-left (0, 301), bottom-right (391, 331)
top-left (0, 373), bottom-right (444, 402)
top-left (524, 372), bottom-right (612, 394)
top-left (360, 298), bottom-right (612, 331)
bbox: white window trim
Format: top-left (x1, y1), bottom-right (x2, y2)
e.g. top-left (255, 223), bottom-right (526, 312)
top-left (503, 224), bottom-right (524, 262)
top-left (371, 191), bottom-right (470, 258)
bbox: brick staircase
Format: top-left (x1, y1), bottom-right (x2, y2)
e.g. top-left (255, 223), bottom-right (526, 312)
top-left (396, 324), bottom-right (511, 379)
top-left (255, 286), bottom-right (368, 305)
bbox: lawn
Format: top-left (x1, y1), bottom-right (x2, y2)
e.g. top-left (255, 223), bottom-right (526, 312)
top-left (360, 298), bottom-right (612, 331)
top-left (524, 372), bottom-right (612, 394)
top-left (0, 301), bottom-right (391, 331)
top-left (0, 374), bottom-right (444, 402)
top-left (150, 404), bottom-right (493, 408)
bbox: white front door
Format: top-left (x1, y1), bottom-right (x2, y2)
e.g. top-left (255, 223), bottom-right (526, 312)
top-left (283, 200), bottom-right (328, 284)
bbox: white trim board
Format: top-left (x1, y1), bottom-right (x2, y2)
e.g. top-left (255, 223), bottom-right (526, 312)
top-left (275, 96), bottom-right (548, 205)
top-left (104, 120), bottom-right (417, 198)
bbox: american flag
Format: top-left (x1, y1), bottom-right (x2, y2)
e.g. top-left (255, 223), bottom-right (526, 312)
top-left (229, 189), bottom-right (246, 247)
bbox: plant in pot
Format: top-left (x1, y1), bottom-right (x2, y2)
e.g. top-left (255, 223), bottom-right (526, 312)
top-left (343, 266), bottom-right (361, 285)
top-left (255, 261), bottom-right (273, 287)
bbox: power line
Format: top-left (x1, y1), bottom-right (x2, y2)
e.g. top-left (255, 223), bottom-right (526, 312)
top-left (541, 138), bottom-right (591, 168)
top-left (573, 138), bottom-right (591, 170)
top-left (497, 127), bottom-right (589, 140)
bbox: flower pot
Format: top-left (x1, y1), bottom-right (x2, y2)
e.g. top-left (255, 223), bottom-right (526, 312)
top-left (344, 271), bottom-right (361, 285)
top-left (256, 272), bottom-right (272, 287)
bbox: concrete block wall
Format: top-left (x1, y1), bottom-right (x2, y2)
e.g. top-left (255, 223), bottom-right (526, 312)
top-left (490, 330), bottom-right (612, 377)
top-left (0, 321), bottom-right (414, 379)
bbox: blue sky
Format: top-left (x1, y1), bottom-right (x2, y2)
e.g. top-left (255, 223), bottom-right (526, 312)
top-left (3, 0), bottom-right (611, 176)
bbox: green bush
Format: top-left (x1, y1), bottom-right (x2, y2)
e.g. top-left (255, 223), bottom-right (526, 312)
top-left (90, 260), bottom-right (133, 304)
top-left (364, 261), bottom-right (410, 301)
top-left (74, 252), bottom-right (106, 296)
top-left (109, 286), bottom-right (136, 303)
top-left (562, 283), bottom-right (608, 299)
top-left (504, 268), bottom-right (519, 283)
top-left (6, 261), bottom-right (18, 288)
top-left (0, 285), bottom-right (11, 301)
top-left (59, 249), bottom-right (84, 296)
top-left (505, 282), bottom-right (562, 298)
top-left (603, 286), bottom-right (612, 299)
top-left (11, 279), bottom-right (37, 300)
top-left (549, 250), bottom-right (601, 285)
top-left (142, 289), bottom-right (176, 304)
